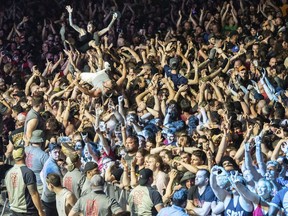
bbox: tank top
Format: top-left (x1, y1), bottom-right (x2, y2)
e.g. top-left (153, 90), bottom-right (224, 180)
top-left (24, 108), bottom-right (45, 134)
top-left (56, 188), bottom-right (72, 216)
top-left (77, 32), bottom-right (100, 53)
top-left (224, 195), bottom-right (253, 216)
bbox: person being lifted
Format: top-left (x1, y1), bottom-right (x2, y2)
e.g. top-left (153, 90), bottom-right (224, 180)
top-left (66, 5), bottom-right (118, 52)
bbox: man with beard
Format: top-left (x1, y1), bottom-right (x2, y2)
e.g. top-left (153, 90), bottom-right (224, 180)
top-left (123, 135), bottom-right (139, 167)
top-left (23, 95), bottom-right (45, 146)
top-left (186, 169), bottom-right (216, 215)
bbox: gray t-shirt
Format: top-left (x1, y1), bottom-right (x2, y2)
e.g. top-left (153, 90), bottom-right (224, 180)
top-left (128, 185), bottom-right (163, 216)
top-left (24, 108), bottom-right (45, 135)
top-left (72, 190), bottom-right (122, 216)
top-left (56, 188), bottom-right (73, 216)
top-left (63, 168), bottom-right (82, 199)
top-left (5, 164), bottom-right (38, 214)
top-left (81, 178), bottom-right (91, 197)
top-left (25, 145), bottom-right (49, 185)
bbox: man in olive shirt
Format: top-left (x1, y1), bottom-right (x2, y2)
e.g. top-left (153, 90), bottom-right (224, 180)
top-left (69, 174), bottom-right (123, 216)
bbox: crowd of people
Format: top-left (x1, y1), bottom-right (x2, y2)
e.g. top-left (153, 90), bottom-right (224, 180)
top-left (0, 0), bottom-right (288, 215)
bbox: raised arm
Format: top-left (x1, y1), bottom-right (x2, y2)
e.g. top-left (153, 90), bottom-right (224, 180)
top-left (98, 13), bottom-right (118, 36)
top-left (66, 5), bottom-right (85, 35)
top-left (215, 128), bottom-right (228, 164)
top-left (234, 181), bottom-right (260, 204)
top-left (187, 60), bottom-right (199, 85)
top-left (120, 46), bottom-right (142, 63)
top-left (244, 141), bottom-right (263, 181)
top-left (210, 166), bottom-right (230, 201)
top-left (255, 135), bottom-right (267, 177)
top-left (116, 58), bottom-right (127, 88)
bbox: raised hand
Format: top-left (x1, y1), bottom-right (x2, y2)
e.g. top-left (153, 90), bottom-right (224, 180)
top-left (281, 142), bottom-right (288, 154)
top-left (118, 95), bottom-right (124, 103)
top-left (169, 169), bottom-right (178, 180)
top-left (112, 12), bottom-right (118, 20)
top-left (155, 131), bottom-right (162, 144)
top-left (22, 16), bottom-right (29, 23)
top-left (121, 157), bottom-right (128, 170)
top-left (178, 84), bottom-right (188, 92)
top-left (95, 107), bottom-right (104, 117)
top-left (66, 5), bottom-right (73, 13)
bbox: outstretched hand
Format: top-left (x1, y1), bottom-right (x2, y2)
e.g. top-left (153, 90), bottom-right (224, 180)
top-left (66, 5), bottom-right (73, 13)
top-left (112, 13), bottom-right (118, 20)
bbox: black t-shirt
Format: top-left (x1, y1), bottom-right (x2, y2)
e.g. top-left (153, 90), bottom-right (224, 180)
top-left (0, 102), bottom-right (7, 115)
top-left (9, 127), bottom-right (24, 147)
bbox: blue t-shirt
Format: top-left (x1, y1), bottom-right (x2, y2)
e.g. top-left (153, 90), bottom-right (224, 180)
top-left (271, 187), bottom-right (288, 215)
top-left (41, 156), bottom-right (62, 202)
top-left (187, 185), bottom-right (216, 207)
top-left (163, 65), bottom-right (188, 90)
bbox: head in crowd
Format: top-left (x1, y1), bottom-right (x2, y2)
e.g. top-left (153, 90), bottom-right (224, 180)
top-left (180, 171), bottom-right (196, 189)
top-left (256, 178), bottom-right (273, 200)
top-left (265, 160), bottom-right (281, 181)
top-left (48, 143), bottom-right (62, 161)
top-left (12, 147), bottom-right (25, 161)
top-left (191, 150), bottom-right (206, 166)
top-left (138, 168), bottom-right (154, 186)
top-left (148, 154), bottom-right (164, 172)
top-left (46, 173), bottom-right (62, 192)
top-left (172, 188), bottom-right (188, 208)
top-left (84, 162), bottom-right (99, 179)
top-left (125, 135), bottom-right (139, 154)
top-left (220, 156), bottom-right (240, 172)
top-left (195, 169), bottom-right (210, 187)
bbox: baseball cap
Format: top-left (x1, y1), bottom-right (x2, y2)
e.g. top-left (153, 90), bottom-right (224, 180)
top-left (83, 162), bottom-right (98, 174)
top-left (30, 130), bottom-right (45, 143)
top-left (90, 174), bottom-right (105, 191)
top-left (16, 112), bottom-right (26, 123)
top-left (139, 168), bottom-right (153, 186)
top-left (12, 147), bottom-right (25, 161)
